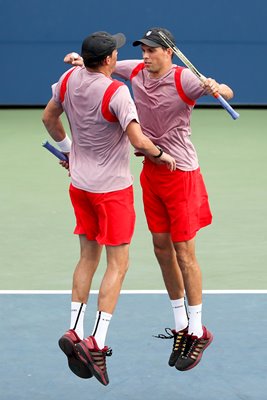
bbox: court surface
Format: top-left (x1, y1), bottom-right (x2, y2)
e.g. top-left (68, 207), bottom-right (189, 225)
top-left (0, 292), bottom-right (266, 400)
top-left (0, 108), bottom-right (266, 399)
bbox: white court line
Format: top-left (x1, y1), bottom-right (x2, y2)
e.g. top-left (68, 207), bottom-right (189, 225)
top-left (0, 290), bottom-right (266, 294)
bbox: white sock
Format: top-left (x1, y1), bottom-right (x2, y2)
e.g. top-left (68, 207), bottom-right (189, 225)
top-left (70, 302), bottom-right (86, 339)
top-left (92, 311), bottom-right (112, 349)
top-left (171, 298), bottom-right (188, 332)
top-left (188, 304), bottom-right (203, 338)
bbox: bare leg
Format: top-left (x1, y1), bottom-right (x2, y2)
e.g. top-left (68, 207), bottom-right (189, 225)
top-left (58, 235), bottom-right (103, 379)
top-left (152, 232), bottom-right (185, 299)
top-left (72, 235), bottom-right (103, 303)
top-left (98, 244), bottom-right (130, 314)
top-left (173, 238), bottom-right (202, 306)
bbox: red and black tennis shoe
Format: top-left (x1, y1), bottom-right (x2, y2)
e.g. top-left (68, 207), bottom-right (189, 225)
top-left (75, 336), bottom-right (112, 386)
top-left (58, 329), bottom-right (93, 379)
top-left (175, 326), bottom-right (213, 371)
top-left (153, 327), bottom-right (188, 367)
top-left (168, 327), bottom-right (188, 367)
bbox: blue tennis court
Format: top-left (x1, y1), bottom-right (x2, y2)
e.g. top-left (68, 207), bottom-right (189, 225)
top-left (0, 106), bottom-right (266, 399)
top-left (1, 292), bottom-right (266, 400)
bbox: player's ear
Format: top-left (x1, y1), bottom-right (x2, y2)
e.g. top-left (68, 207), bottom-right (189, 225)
top-left (166, 47), bottom-right (173, 57)
top-left (103, 55), bottom-right (110, 66)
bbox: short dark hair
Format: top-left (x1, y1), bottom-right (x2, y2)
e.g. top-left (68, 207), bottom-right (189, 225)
top-left (83, 54), bottom-right (111, 69)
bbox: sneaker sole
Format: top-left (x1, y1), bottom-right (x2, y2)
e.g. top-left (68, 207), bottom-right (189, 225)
top-left (58, 336), bottom-right (93, 379)
top-left (75, 342), bottom-right (109, 386)
top-left (175, 333), bottom-right (214, 372)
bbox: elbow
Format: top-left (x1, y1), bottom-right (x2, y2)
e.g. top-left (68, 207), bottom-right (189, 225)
top-left (134, 140), bottom-right (147, 153)
top-left (42, 109), bottom-right (50, 129)
top-left (226, 88), bottom-right (234, 100)
top-left (219, 84), bottom-right (234, 101)
top-left (42, 108), bottom-right (47, 124)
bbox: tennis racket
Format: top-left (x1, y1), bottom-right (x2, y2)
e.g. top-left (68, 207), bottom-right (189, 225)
top-left (158, 31), bottom-right (239, 120)
top-left (42, 141), bottom-right (69, 162)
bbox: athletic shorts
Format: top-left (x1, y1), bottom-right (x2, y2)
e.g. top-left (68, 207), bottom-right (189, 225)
top-left (140, 158), bottom-right (212, 242)
top-left (69, 184), bottom-right (136, 246)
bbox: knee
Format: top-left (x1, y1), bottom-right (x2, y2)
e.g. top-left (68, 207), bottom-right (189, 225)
top-left (153, 242), bottom-right (171, 260)
top-left (153, 235), bottom-right (173, 259)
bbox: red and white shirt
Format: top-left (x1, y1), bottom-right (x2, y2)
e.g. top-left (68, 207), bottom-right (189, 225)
top-left (115, 60), bottom-right (206, 171)
top-left (52, 66), bottom-right (139, 192)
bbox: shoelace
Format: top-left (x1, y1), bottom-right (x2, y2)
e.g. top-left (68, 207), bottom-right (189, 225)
top-left (153, 328), bottom-right (174, 340)
top-left (92, 347), bottom-right (112, 372)
top-left (153, 328), bottom-right (185, 354)
top-left (105, 348), bottom-right (112, 357)
top-left (181, 334), bottom-right (198, 359)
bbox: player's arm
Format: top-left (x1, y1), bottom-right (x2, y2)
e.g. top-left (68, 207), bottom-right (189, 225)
top-left (202, 78), bottom-right (234, 100)
top-left (182, 69), bottom-right (234, 101)
top-left (126, 120), bottom-right (176, 171)
top-left (42, 99), bottom-right (66, 141)
top-left (42, 99), bottom-right (71, 160)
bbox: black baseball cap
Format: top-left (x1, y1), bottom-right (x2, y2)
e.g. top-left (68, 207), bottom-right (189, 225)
top-left (81, 31), bottom-right (126, 62)
top-left (133, 27), bottom-right (175, 48)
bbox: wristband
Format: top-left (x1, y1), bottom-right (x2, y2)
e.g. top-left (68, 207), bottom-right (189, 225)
top-left (153, 145), bottom-right (163, 158)
top-left (56, 135), bottom-right (72, 152)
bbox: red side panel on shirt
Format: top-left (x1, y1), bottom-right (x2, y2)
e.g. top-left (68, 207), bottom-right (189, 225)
top-left (59, 67), bottom-right (77, 103)
top-left (101, 80), bottom-right (124, 122)
top-left (130, 62), bottom-right (145, 81)
top-left (174, 67), bottom-right (196, 106)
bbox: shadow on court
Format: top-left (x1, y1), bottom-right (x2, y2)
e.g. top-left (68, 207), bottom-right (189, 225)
top-left (1, 293), bottom-right (266, 400)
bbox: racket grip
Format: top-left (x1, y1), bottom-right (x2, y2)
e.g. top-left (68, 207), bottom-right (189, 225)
top-left (214, 94), bottom-right (240, 120)
top-left (42, 141), bottom-right (69, 162)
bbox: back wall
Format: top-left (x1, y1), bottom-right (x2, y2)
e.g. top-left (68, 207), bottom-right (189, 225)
top-left (0, 0), bottom-right (266, 105)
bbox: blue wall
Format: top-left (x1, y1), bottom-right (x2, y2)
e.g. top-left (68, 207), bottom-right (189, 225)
top-left (1, 0), bottom-right (266, 105)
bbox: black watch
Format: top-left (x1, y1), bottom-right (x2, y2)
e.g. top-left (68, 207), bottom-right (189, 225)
top-left (153, 145), bottom-right (163, 158)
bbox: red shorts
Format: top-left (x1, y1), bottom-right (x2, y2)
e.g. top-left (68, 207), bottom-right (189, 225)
top-left (69, 184), bottom-right (136, 246)
top-left (140, 159), bottom-right (212, 242)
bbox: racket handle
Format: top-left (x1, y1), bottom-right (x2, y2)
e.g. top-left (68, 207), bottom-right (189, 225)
top-left (42, 141), bottom-right (69, 162)
top-left (214, 93), bottom-right (240, 120)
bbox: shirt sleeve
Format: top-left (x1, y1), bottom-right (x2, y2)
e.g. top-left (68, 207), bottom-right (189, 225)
top-left (114, 60), bottom-right (143, 81)
top-left (52, 81), bottom-right (61, 104)
top-left (181, 68), bottom-right (206, 100)
top-left (109, 84), bottom-right (140, 131)
top-left (51, 67), bottom-right (77, 104)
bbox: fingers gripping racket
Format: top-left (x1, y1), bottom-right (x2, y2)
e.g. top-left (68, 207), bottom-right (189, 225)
top-left (158, 31), bottom-right (239, 120)
top-left (42, 141), bottom-right (69, 162)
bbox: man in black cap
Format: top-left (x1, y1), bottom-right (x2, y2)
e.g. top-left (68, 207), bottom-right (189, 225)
top-left (64, 26), bottom-right (234, 373)
top-left (116, 27), bottom-right (234, 373)
top-left (43, 30), bottom-right (176, 386)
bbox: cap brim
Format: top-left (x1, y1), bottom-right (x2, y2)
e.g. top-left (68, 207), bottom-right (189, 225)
top-left (112, 33), bottom-right (126, 49)
top-left (132, 38), bottom-right (161, 47)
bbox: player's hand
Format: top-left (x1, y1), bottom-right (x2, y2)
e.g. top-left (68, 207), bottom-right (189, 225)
top-left (64, 52), bottom-right (84, 66)
top-left (59, 153), bottom-right (71, 176)
top-left (156, 152), bottom-right (176, 171)
top-left (59, 160), bottom-right (69, 169)
top-left (202, 78), bottom-right (220, 96)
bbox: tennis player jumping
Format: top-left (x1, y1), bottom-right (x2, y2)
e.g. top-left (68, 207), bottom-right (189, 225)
top-left (42, 30), bottom-right (176, 386)
top-left (64, 26), bottom-right (234, 373)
